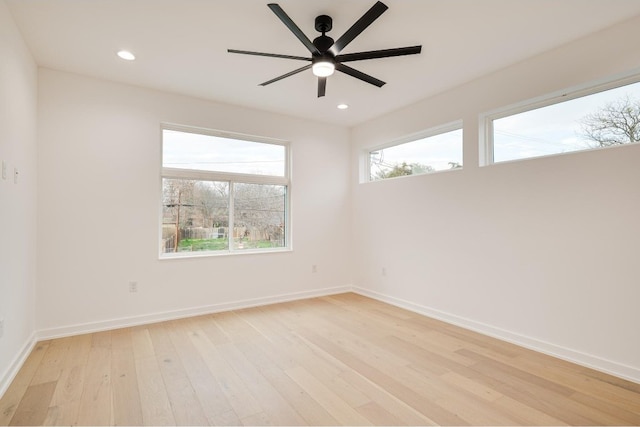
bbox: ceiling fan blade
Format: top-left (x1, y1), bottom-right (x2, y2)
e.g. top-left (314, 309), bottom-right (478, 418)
top-left (336, 45), bottom-right (422, 63)
top-left (267, 4), bottom-right (320, 55)
top-left (259, 64), bottom-right (312, 86)
top-left (335, 63), bottom-right (385, 87)
top-left (318, 77), bottom-right (327, 97)
top-left (228, 49), bottom-right (311, 61)
top-left (330, 1), bottom-right (388, 55)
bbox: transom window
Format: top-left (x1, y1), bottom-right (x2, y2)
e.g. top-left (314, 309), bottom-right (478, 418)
top-left (485, 78), bottom-right (640, 164)
top-left (160, 126), bottom-right (289, 257)
top-left (368, 122), bottom-right (463, 181)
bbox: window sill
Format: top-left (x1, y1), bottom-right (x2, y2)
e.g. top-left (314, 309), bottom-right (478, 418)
top-left (159, 247), bottom-right (292, 260)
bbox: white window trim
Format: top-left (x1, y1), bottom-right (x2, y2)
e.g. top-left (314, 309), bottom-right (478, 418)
top-left (159, 124), bottom-right (291, 259)
top-left (480, 69), bottom-right (640, 166)
top-left (363, 120), bottom-right (463, 183)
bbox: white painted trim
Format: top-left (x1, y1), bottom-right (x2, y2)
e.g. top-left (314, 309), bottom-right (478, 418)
top-left (367, 119), bottom-right (464, 153)
top-left (479, 68), bottom-right (640, 166)
top-left (162, 122), bottom-right (290, 148)
top-left (353, 287), bottom-right (640, 385)
top-left (161, 167), bottom-right (289, 185)
top-left (362, 120), bottom-right (464, 184)
top-left (0, 332), bottom-right (37, 399)
top-left (159, 123), bottom-right (292, 259)
top-left (37, 285), bottom-right (351, 341)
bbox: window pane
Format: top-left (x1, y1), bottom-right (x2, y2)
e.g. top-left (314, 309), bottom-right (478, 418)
top-left (493, 81), bottom-right (640, 162)
top-left (370, 128), bottom-right (463, 181)
top-left (162, 179), bottom-right (229, 253)
top-left (163, 129), bottom-right (286, 176)
top-left (232, 183), bottom-right (286, 250)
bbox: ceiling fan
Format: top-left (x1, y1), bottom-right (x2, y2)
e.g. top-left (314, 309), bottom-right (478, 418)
top-left (228, 1), bottom-right (422, 97)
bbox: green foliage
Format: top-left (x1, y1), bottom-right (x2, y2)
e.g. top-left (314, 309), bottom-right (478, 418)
top-left (376, 162), bottom-right (435, 179)
top-left (178, 237), bottom-right (280, 251)
top-left (383, 162), bottom-right (413, 178)
top-left (178, 238), bottom-right (228, 251)
top-left (235, 239), bottom-right (282, 249)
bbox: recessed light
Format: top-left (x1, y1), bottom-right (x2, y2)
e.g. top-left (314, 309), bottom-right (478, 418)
top-left (117, 50), bottom-right (135, 61)
top-left (337, 104), bottom-right (349, 110)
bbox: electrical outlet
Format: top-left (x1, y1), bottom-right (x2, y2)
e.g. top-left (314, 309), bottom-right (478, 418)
top-left (312, 264), bottom-right (318, 273)
top-left (0, 318), bottom-right (4, 338)
top-left (13, 168), bottom-right (18, 184)
top-left (381, 267), bottom-right (387, 277)
top-left (1, 161), bottom-right (6, 180)
top-left (129, 281), bottom-right (138, 293)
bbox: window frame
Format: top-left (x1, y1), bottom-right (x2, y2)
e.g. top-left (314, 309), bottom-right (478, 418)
top-left (159, 123), bottom-right (291, 259)
top-left (480, 71), bottom-right (640, 166)
top-left (364, 120), bottom-right (464, 183)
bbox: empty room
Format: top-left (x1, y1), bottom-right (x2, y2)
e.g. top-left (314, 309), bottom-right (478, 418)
top-left (1, 0), bottom-right (639, 425)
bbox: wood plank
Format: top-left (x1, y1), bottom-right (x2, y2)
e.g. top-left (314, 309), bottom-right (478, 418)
top-left (338, 369), bottom-right (437, 426)
top-left (216, 341), bottom-right (306, 425)
top-left (240, 411), bottom-right (271, 426)
top-left (194, 314), bottom-right (230, 346)
top-left (238, 304), bottom-right (436, 425)
top-left (234, 339), bottom-right (340, 425)
top-left (440, 371), bottom-right (504, 402)
top-left (297, 328), bottom-right (469, 425)
top-left (167, 319), bottom-right (241, 426)
top-left (111, 328), bottom-right (143, 425)
top-left (582, 366), bottom-right (640, 393)
top-left (285, 366), bottom-right (371, 425)
top-left (570, 391), bottom-right (640, 425)
top-left (0, 341), bottom-right (50, 426)
top-left (469, 358), bottom-right (631, 425)
top-left (211, 311), bottom-right (262, 342)
top-left (355, 401), bottom-right (405, 426)
top-left (458, 348), bottom-right (577, 397)
top-left (42, 401), bottom-right (84, 426)
top-left (147, 322), bottom-right (210, 425)
top-left (76, 331), bottom-right (114, 426)
top-left (186, 322), bottom-right (263, 420)
top-left (492, 395), bottom-right (568, 426)
top-left (29, 337), bottom-right (72, 386)
top-left (131, 327), bottom-right (176, 426)
top-left (300, 320), bottom-right (479, 423)
top-left (46, 333), bottom-right (92, 425)
top-left (9, 381), bottom-right (56, 426)
top-left (235, 307), bottom-right (375, 411)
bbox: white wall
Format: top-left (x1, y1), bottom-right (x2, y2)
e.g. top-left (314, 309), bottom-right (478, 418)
top-left (36, 69), bottom-right (352, 336)
top-left (0, 0), bottom-right (38, 394)
top-left (351, 16), bottom-right (640, 382)
top-left (4, 1), bottom-right (639, 393)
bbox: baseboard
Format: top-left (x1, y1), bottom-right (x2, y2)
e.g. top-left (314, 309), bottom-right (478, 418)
top-left (353, 287), bottom-right (640, 385)
top-left (0, 332), bottom-right (37, 399)
top-left (37, 285), bottom-right (352, 341)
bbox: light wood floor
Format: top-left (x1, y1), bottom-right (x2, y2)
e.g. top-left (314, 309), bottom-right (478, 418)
top-left (1, 293), bottom-right (639, 426)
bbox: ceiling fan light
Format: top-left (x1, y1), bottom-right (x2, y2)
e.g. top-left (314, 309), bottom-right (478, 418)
top-left (312, 61), bottom-right (335, 77)
top-left (117, 50), bottom-right (135, 61)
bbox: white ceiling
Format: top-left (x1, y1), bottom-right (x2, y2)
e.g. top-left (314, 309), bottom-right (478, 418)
top-left (7, 0), bottom-right (640, 127)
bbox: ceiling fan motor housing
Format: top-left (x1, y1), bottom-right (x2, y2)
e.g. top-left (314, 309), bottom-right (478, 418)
top-left (313, 35), bottom-right (335, 54)
top-left (313, 15), bottom-right (334, 53)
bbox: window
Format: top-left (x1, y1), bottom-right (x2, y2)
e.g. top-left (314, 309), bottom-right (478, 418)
top-left (161, 126), bottom-right (289, 257)
top-left (368, 122), bottom-right (463, 181)
top-left (486, 78), bottom-right (640, 164)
